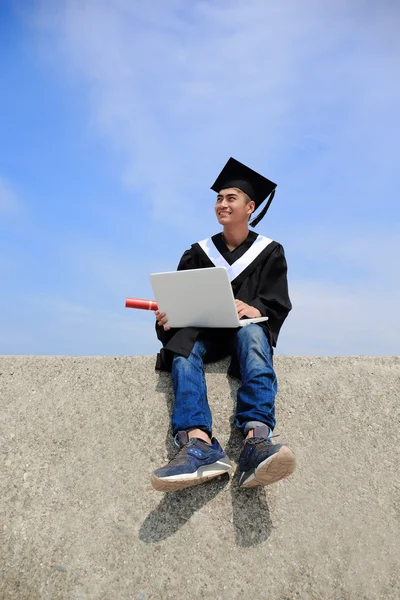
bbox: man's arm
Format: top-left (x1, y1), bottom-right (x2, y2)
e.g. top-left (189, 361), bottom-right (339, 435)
top-left (250, 244), bottom-right (292, 323)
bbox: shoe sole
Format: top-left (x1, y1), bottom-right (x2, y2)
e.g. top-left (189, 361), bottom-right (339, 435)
top-left (151, 460), bottom-right (232, 492)
top-left (239, 446), bottom-right (296, 488)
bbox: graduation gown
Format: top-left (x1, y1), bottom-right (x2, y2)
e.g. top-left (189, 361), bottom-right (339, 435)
top-left (155, 230), bottom-right (292, 377)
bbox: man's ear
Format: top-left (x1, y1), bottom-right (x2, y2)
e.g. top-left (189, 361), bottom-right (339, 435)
top-left (247, 200), bottom-right (256, 216)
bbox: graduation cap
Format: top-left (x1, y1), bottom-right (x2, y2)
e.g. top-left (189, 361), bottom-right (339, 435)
top-left (211, 157), bottom-right (277, 227)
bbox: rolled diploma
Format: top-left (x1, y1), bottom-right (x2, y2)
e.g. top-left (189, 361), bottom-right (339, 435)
top-left (125, 297), bottom-right (159, 311)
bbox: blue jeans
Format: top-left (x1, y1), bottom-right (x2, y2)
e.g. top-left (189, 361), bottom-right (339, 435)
top-left (171, 324), bottom-right (277, 437)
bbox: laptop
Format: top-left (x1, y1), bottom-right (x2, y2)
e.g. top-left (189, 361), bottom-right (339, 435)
top-left (149, 267), bottom-right (268, 328)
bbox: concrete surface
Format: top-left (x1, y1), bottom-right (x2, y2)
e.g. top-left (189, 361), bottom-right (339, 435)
top-left (0, 356), bottom-right (399, 600)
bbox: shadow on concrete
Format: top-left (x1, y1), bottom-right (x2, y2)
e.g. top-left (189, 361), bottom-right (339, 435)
top-left (225, 380), bottom-right (273, 548)
top-left (138, 475), bottom-right (230, 543)
top-left (231, 482), bottom-right (273, 547)
top-left (155, 373), bottom-right (176, 459)
top-left (142, 371), bottom-right (273, 547)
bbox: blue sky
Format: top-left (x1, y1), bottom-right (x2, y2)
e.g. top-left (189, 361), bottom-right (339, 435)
top-left (1, 0), bottom-right (399, 356)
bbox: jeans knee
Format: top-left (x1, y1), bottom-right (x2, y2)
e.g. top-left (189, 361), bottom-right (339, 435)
top-left (172, 354), bottom-right (188, 369)
top-left (237, 324), bottom-right (267, 348)
top-left (172, 341), bottom-right (206, 372)
top-left (236, 325), bottom-right (272, 364)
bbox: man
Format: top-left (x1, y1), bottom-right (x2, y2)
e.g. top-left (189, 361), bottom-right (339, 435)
top-left (153, 157), bottom-right (295, 492)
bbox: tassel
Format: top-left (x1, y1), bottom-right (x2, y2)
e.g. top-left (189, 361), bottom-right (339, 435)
top-left (249, 189), bottom-right (276, 227)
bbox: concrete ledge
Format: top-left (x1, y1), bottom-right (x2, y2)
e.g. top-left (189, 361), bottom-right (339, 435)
top-left (0, 356), bottom-right (399, 600)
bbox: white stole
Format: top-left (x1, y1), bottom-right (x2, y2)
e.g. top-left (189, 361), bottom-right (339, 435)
top-left (198, 235), bottom-right (273, 282)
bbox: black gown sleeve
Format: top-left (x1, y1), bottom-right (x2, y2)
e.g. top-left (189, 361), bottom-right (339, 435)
top-left (176, 249), bottom-right (199, 271)
top-left (250, 245), bottom-right (292, 343)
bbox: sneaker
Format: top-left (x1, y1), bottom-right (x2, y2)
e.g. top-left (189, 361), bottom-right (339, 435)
top-left (238, 426), bottom-right (296, 488)
top-left (151, 431), bottom-right (233, 492)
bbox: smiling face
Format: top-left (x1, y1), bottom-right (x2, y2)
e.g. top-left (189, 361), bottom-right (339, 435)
top-left (215, 187), bottom-right (255, 226)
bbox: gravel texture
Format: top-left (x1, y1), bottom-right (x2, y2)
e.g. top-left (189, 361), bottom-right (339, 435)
top-left (0, 355), bottom-right (399, 600)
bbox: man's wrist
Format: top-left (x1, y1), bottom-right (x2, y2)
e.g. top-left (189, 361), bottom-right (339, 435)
top-left (250, 300), bottom-right (264, 317)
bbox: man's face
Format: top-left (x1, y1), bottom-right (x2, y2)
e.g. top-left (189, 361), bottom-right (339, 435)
top-left (215, 187), bottom-right (255, 226)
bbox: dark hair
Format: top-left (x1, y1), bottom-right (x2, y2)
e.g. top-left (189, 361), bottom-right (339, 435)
top-left (243, 191), bottom-right (255, 220)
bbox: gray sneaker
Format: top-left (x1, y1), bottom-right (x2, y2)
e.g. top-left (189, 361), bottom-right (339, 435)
top-left (238, 428), bottom-right (296, 488)
top-left (151, 431), bottom-right (232, 492)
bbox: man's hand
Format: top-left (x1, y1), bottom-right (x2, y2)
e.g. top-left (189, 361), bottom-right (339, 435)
top-left (235, 300), bottom-right (262, 319)
top-left (155, 310), bottom-right (171, 331)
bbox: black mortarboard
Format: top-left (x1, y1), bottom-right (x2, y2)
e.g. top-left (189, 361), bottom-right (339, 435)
top-left (211, 157), bottom-right (277, 227)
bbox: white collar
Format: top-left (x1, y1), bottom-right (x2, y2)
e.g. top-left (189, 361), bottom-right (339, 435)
top-left (197, 234), bottom-right (273, 282)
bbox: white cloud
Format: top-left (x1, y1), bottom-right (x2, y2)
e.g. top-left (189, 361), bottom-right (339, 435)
top-left (285, 229), bottom-right (400, 282)
top-left (55, 232), bottom-right (179, 304)
top-left (28, 0), bottom-right (400, 228)
top-left (277, 278), bottom-right (400, 356)
top-left (0, 176), bottom-right (23, 217)
top-left (8, 1), bottom-right (397, 356)
top-left (278, 231), bottom-right (400, 355)
top-left (0, 291), bottom-right (159, 356)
